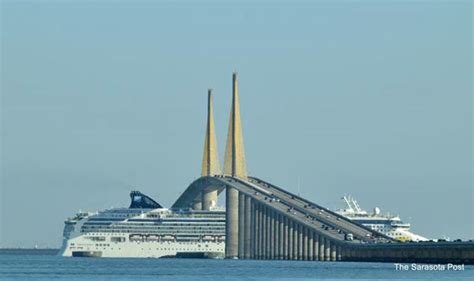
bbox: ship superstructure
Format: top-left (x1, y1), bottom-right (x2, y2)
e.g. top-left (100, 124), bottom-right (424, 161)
top-left (335, 195), bottom-right (428, 242)
top-left (59, 191), bottom-right (225, 258)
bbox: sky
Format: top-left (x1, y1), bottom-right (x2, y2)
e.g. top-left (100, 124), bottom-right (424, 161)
top-left (1, 0), bottom-right (472, 248)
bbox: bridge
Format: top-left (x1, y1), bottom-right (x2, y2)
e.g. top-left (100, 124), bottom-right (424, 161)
top-left (172, 73), bottom-right (474, 264)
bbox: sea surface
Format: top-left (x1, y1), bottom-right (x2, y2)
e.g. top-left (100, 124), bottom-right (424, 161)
top-left (0, 250), bottom-right (472, 281)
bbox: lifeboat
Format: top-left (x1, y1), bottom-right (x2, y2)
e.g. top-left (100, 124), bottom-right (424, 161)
top-left (201, 235), bottom-right (215, 242)
top-left (161, 235), bottom-right (176, 241)
top-left (146, 235), bottom-right (160, 242)
top-left (129, 234), bottom-right (144, 241)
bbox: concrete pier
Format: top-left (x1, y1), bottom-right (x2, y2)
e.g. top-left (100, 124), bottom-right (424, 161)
top-left (302, 227), bottom-right (308, 260)
top-left (283, 216), bottom-right (289, 260)
top-left (250, 200), bottom-right (256, 259)
top-left (288, 220), bottom-right (294, 260)
top-left (293, 222), bottom-right (298, 260)
top-left (258, 204), bottom-right (263, 259)
top-left (265, 207), bottom-right (270, 259)
top-left (269, 209), bottom-right (275, 259)
top-left (201, 190), bottom-right (217, 210)
top-left (272, 212), bottom-right (277, 259)
top-left (325, 239), bottom-right (331, 261)
top-left (313, 232), bottom-right (319, 261)
top-left (278, 214), bottom-right (284, 259)
top-left (238, 192), bottom-right (245, 259)
top-left (192, 198), bottom-right (202, 210)
top-left (331, 243), bottom-right (337, 261)
top-left (244, 196), bottom-right (252, 259)
top-left (259, 205), bottom-right (264, 259)
top-left (298, 224), bottom-right (303, 260)
top-left (308, 230), bottom-right (314, 261)
top-left (319, 235), bottom-right (325, 261)
top-left (253, 201), bottom-right (262, 259)
top-left (225, 186), bottom-right (239, 258)
top-left (260, 206), bottom-right (264, 259)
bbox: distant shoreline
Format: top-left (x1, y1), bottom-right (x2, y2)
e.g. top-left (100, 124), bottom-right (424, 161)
top-left (0, 248), bottom-right (59, 255)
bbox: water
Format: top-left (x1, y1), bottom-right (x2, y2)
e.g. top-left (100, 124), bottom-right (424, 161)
top-left (0, 251), bottom-right (472, 281)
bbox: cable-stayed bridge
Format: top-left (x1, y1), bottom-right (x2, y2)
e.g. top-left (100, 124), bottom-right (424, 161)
top-left (172, 73), bottom-right (473, 264)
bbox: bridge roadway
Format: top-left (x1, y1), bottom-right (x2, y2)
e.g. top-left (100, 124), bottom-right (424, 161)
top-left (174, 175), bottom-right (388, 244)
top-left (247, 176), bottom-right (393, 242)
top-left (219, 175), bottom-right (392, 244)
top-left (219, 176), bottom-right (348, 242)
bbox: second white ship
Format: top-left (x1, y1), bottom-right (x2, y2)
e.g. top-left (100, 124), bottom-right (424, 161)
top-left (335, 195), bottom-right (428, 242)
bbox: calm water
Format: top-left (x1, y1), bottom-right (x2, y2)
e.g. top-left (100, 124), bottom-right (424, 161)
top-left (0, 251), bottom-right (472, 281)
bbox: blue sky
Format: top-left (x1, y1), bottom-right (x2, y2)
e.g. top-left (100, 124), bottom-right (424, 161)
top-left (1, 0), bottom-right (472, 247)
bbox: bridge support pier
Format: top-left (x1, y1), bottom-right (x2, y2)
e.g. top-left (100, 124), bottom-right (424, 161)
top-left (298, 224), bottom-right (303, 260)
top-left (278, 214), bottom-right (284, 259)
top-left (225, 186), bottom-right (239, 258)
top-left (325, 238), bottom-right (331, 261)
top-left (268, 207), bottom-right (273, 259)
top-left (256, 204), bottom-right (260, 259)
top-left (258, 203), bottom-right (263, 259)
top-left (331, 243), bottom-right (337, 261)
top-left (272, 211), bottom-right (280, 260)
top-left (270, 210), bottom-right (277, 260)
top-left (351, 248), bottom-right (357, 261)
top-left (259, 205), bottom-right (265, 259)
top-left (288, 220), bottom-right (294, 260)
top-left (243, 195), bottom-right (251, 259)
top-left (238, 192), bottom-right (245, 259)
top-left (192, 196), bottom-right (202, 210)
top-left (270, 209), bottom-right (275, 259)
top-left (270, 211), bottom-right (274, 260)
top-left (259, 205), bottom-right (267, 259)
top-left (293, 222), bottom-right (298, 260)
top-left (313, 232), bottom-right (319, 261)
top-left (308, 230), bottom-right (314, 261)
top-left (250, 200), bottom-right (256, 259)
top-left (263, 206), bottom-right (268, 259)
top-left (201, 189), bottom-right (217, 210)
top-left (283, 216), bottom-right (289, 260)
top-left (303, 227), bottom-right (308, 260)
top-left (319, 236), bottom-right (325, 261)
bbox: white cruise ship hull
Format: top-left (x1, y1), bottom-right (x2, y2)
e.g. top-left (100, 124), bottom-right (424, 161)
top-left (59, 234), bottom-right (224, 258)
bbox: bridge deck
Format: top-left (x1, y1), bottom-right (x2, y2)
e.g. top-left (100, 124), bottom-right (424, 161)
top-left (172, 176), bottom-right (474, 264)
top-left (173, 175), bottom-right (390, 244)
top-left (247, 176), bottom-right (393, 242)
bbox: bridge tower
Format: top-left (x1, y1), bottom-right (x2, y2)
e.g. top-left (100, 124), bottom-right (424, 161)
top-left (198, 89), bottom-right (221, 211)
top-left (223, 72), bottom-right (247, 178)
top-left (224, 72), bottom-right (247, 258)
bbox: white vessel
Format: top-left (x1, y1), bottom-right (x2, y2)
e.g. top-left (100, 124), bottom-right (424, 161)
top-left (59, 191), bottom-right (225, 258)
top-left (335, 195), bottom-right (428, 242)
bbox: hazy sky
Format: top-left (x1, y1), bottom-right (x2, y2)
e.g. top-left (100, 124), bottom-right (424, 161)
top-left (1, 1), bottom-right (472, 247)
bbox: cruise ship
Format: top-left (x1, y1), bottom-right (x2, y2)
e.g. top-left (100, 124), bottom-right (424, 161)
top-left (59, 191), bottom-right (225, 258)
top-left (335, 195), bottom-right (428, 242)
